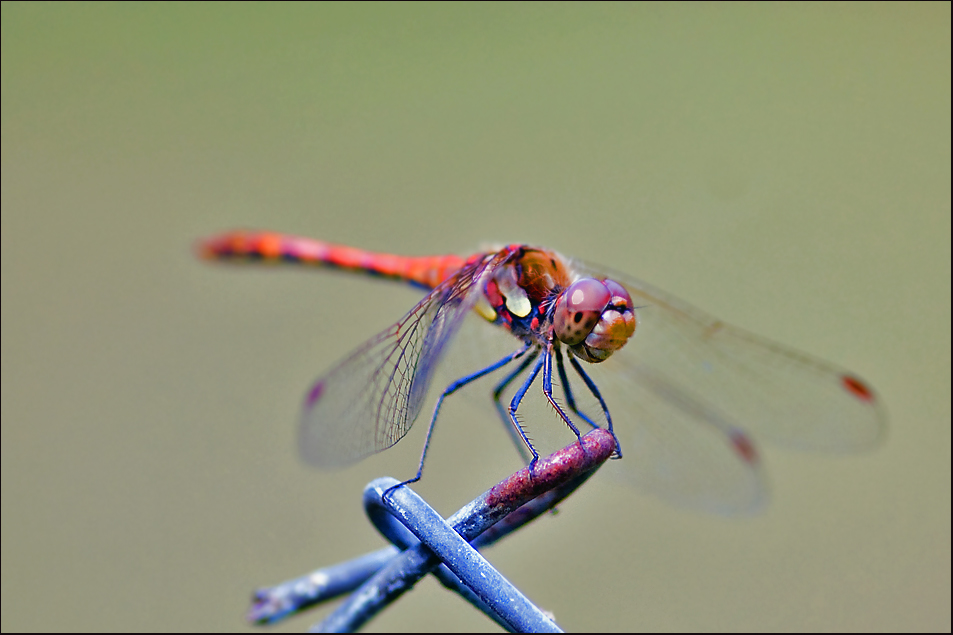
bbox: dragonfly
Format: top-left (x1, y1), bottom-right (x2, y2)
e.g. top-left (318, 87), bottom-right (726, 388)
top-left (199, 230), bottom-right (885, 514)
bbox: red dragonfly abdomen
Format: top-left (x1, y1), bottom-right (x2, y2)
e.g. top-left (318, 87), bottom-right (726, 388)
top-left (199, 230), bottom-right (467, 290)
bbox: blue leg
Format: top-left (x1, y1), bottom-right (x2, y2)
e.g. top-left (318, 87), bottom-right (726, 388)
top-left (554, 346), bottom-right (599, 429)
top-left (492, 348), bottom-right (541, 463)
top-left (506, 354), bottom-right (547, 469)
top-left (541, 348), bottom-right (584, 439)
top-left (403, 344), bottom-right (533, 487)
top-left (568, 355), bottom-right (622, 458)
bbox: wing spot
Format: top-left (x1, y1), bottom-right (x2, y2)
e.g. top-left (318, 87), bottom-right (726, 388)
top-left (729, 429), bottom-right (759, 465)
top-left (842, 375), bottom-right (874, 402)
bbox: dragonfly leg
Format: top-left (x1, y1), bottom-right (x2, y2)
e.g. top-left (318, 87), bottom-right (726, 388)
top-left (491, 348), bottom-right (542, 464)
top-left (568, 355), bottom-right (622, 459)
top-left (395, 344), bottom-right (533, 494)
top-left (506, 354), bottom-right (547, 471)
top-left (554, 346), bottom-right (599, 430)
top-left (542, 349), bottom-right (584, 440)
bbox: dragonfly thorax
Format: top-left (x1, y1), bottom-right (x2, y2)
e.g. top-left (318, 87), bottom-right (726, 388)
top-left (473, 247), bottom-right (569, 339)
top-left (474, 247), bottom-right (636, 363)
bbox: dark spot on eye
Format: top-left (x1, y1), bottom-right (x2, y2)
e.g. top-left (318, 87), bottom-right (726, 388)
top-left (573, 312), bottom-right (583, 323)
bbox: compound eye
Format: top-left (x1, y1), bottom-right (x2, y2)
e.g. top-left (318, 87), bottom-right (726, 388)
top-left (554, 278), bottom-right (611, 346)
top-left (603, 279), bottom-right (633, 311)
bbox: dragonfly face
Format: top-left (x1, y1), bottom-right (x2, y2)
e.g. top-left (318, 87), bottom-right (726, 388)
top-left (554, 277), bottom-right (636, 363)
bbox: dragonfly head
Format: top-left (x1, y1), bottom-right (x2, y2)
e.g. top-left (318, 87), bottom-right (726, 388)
top-left (553, 278), bottom-right (636, 363)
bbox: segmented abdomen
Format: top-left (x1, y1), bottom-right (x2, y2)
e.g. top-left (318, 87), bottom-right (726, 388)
top-left (199, 230), bottom-right (467, 290)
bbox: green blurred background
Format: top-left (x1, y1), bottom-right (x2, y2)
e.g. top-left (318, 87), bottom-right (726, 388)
top-left (2, 2), bottom-right (949, 631)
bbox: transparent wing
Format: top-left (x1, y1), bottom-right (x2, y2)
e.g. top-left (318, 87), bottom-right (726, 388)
top-left (298, 251), bottom-right (508, 468)
top-left (571, 261), bottom-right (886, 514)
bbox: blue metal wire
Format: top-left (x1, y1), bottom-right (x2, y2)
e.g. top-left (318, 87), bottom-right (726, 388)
top-left (365, 478), bottom-right (561, 633)
top-left (248, 428), bottom-right (616, 632)
top-left (247, 547), bottom-right (398, 625)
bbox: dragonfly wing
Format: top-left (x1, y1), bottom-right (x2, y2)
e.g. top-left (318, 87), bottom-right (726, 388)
top-left (299, 251), bottom-right (507, 468)
top-left (573, 261), bottom-right (886, 513)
